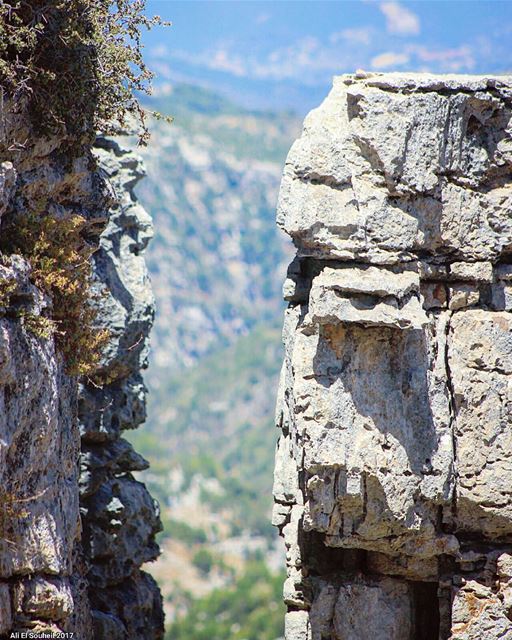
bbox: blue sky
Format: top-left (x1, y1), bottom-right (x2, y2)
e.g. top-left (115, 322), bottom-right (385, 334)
top-left (144, 1), bottom-right (512, 112)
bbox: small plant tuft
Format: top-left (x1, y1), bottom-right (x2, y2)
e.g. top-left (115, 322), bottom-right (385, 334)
top-left (0, 212), bottom-right (109, 376)
top-left (0, 277), bottom-right (17, 308)
top-left (0, 486), bottom-right (30, 547)
top-left (22, 313), bottom-right (58, 341)
top-left (0, 1), bottom-right (169, 374)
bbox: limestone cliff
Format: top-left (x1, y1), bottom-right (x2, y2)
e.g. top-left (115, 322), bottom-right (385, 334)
top-left (0, 107), bottom-right (163, 636)
top-left (273, 73), bottom-right (512, 639)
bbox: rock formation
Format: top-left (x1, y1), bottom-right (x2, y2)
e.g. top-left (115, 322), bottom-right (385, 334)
top-left (0, 103), bottom-right (162, 636)
top-left (80, 134), bottom-right (163, 639)
top-left (272, 73), bottom-right (512, 639)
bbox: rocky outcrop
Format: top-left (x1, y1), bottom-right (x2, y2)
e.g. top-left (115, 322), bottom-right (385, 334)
top-left (79, 134), bottom-right (163, 639)
top-left (0, 105), bottom-right (162, 635)
top-left (273, 73), bottom-right (512, 639)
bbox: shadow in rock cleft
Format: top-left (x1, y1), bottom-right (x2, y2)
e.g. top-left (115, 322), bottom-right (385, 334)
top-left (301, 540), bottom-right (443, 640)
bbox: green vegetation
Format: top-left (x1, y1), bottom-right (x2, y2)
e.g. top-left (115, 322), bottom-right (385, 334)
top-left (191, 548), bottom-right (232, 576)
top-left (167, 560), bottom-right (285, 640)
top-left (0, 276), bottom-right (17, 309)
top-left (22, 313), bottom-right (57, 340)
top-left (192, 548), bottom-right (214, 575)
top-left (0, 1), bottom-right (169, 375)
top-left (159, 517), bottom-right (207, 545)
top-left (130, 324), bottom-right (283, 537)
top-left (129, 84), bottom-right (298, 637)
top-left (0, 0), bottom-right (167, 143)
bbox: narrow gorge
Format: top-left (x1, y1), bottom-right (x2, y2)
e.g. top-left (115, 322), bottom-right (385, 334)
top-left (272, 73), bottom-right (512, 640)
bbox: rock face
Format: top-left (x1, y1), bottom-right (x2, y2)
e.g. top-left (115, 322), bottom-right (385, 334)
top-left (79, 134), bottom-right (163, 639)
top-left (0, 104), bottom-right (162, 636)
top-left (273, 73), bottom-right (512, 639)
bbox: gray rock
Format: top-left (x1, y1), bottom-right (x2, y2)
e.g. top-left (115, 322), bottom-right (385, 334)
top-left (90, 570), bottom-right (164, 640)
top-left (312, 576), bottom-right (414, 640)
top-left (90, 137), bottom-right (154, 381)
top-left (0, 124), bottom-right (98, 637)
top-left (305, 265), bottom-right (428, 329)
top-left (0, 317), bottom-right (80, 579)
top-left (78, 135), bottom-right (163, 639)
top-left (273, 73), bottom-right (512, 640)
top-left (83, 476), bottom-right (161, 587)
top-left (79, 374), bottom-right (147, 443)
top-left (12, 577), bottom-right (73, 621)
top-left (0, 110), bottom-right (162, 636)
top-left (278, 74), bottom-right (512, 264)
top-left (80, 439), bottom-right (149, 497)
top-left (0, 162), bottom-right (15, 219)
top-left (92, 610), bottom-right (127, 640)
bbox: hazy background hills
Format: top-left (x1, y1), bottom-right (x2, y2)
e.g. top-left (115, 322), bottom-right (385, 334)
top-left (144, 0), bottom-right (512, 112)
top-left (128, 83), bottom-right (300, 639)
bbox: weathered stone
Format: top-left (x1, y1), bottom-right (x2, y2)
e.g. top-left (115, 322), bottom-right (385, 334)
top-left (273, 435), bottom-right (300, 505)
top-left (84, 476), bottom-right (160, 587)
top-left (366, 551), bottom-right (439, 582)
top-left (79, 374), bottom-right (147, 443)
top-left (0, 583), bottom-right (12, 635)
top-left (90, 138), bottom-right (154, 381)
top-left (448, 285), bottom-right (480, 310)
top-left (0, 162), bottom-right (15, 219)
top-left (291, 316), bottom-right (455, 557)
top-left (449, 311), bottom-right (512, 539)
top-left (0, 317), bottom-right (80, 579)
top-left (0, 111), bottom-right (162, 636)
top-left (305, 265), bottom-right (428, 329)
top-left (278, 74), bottom-right (512, 264)
top-left (449, 261), bottom-right (494, 283)
top-left (271, 502), bottom-right (291, 528)
top-left (90, 570), bottom-right (164, 640)
top-left (331, 577), bottom-right (413, 640)
top-left (80, 439), bottom-right (149, 498)
top-left (92, 609), bottom-right (127, 640)
top-left (451, 579), bottom-right (512, 639)
top-left (273, 73), bottom-right (512, 640)
top-left (77, 135), bottom-right (162, 639)
top-left (421, 282), bottom-right (448, 310)
top-left (0, 119), bottom-right (105, 636)
top-left (284, 609), bottom-right (311, 640)
top-left (13, 577), bottom-right (73, 621)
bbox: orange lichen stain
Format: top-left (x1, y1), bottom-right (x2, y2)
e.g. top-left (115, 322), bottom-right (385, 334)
top-left (495, 315), bottom-right (510, 332)
top-left (323, 324), bottom-right (347, 359)
top-left (451, 591), bottom-right (488, 635)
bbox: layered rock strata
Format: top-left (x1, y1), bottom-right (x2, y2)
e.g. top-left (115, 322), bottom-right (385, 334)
top-left (273, 73), bottom-right (512, 640)
top-left (0, 108), bottom-right (162, 636)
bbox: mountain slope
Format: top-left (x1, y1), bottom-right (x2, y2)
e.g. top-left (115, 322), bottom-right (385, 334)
top-left (127, 84), bottom-right (299, 634)
top-left (136, 84), bottom-right (298, 373)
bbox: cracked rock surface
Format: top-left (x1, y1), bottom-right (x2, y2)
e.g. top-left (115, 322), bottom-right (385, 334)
top-left (0, 104), bottom-right (162, 636)
top-left (79, 134), bottom-right (163, 639)
top-left (273, 73), bottom-right (512, 639)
